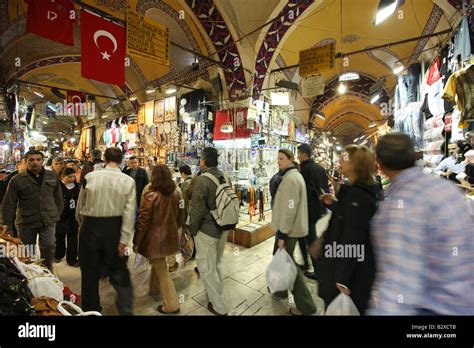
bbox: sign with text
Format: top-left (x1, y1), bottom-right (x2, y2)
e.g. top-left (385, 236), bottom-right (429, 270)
top-left (302, 75), bottom-right (325, 98)
top-left (126, 10), bottom-right (170, 66)
top-left (299, 43), bottom-right (335, 77)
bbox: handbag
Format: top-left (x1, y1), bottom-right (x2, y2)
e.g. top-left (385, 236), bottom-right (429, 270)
top-left (180, 226), bottom-right (194, 261)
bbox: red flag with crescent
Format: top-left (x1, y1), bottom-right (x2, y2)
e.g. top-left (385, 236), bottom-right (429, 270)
top-left (80, 10), bottom-right (126, 85)
top-left (66, 91), bottom-right (86, 116)
top-left (26, 0), bottom-right (75, 46)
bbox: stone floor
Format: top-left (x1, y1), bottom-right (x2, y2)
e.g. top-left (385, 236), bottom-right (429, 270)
top-left (55, 215), bottom-right (331, 316)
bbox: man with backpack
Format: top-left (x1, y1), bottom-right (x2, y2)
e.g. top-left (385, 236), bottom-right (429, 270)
top-left (189, 147), bottom-right (239, 316)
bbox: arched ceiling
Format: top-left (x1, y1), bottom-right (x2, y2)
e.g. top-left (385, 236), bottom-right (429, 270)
top-left (0, 0), bottom-right (462, 139)
top-left (251, 0), bottom-right (455, 140)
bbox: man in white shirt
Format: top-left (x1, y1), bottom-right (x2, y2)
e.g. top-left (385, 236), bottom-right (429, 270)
top-left (76, 148), bottom-right (136, 315)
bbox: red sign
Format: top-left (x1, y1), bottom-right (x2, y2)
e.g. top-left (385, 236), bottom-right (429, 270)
top-left (214, 108), bottom-right (259, 140)
top-left (80, 10), bottom-right (126, 85)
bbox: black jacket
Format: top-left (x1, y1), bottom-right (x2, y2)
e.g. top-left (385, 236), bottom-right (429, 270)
top-left (2, 169), bottom-right (64, 229)
top-left (317, 182), bottom-right (377, 315)
top-left (0, 170), bottom-right (19, 203)
top-left (123, 167), bottom-right (149, 205)
top-left (80, 159), bottom-right (104, 184)
top-left (300, 159), bottom-right (329, 223)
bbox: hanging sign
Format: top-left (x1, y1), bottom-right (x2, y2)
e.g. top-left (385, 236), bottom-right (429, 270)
top-left (126, 10), bottom-right (170, 66)
top-left (301, 75), bottom-right (325, 98)
top-left (299, 43), bottom-right (335, 77)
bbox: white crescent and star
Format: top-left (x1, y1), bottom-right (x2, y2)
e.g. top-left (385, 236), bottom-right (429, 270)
top-left (93, 30), bottom-right (118, 61)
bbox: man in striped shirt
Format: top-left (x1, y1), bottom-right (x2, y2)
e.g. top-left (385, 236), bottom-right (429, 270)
top-left (369, 133), bottom-right (473, 315)
top-left (76, 148), bottom-right (136, 315)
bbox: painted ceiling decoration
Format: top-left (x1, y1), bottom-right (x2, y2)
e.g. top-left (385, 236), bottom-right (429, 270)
top-left (252, 0), bottom-right (314, 100)
top-left (323, 112), bottom-right (375, 131)
top-left (312, 74), bottom-right (390, 112)
top-left (185, 0), bottom-right (247, 101)
top-left (407, 4), bottom-right (444, 65)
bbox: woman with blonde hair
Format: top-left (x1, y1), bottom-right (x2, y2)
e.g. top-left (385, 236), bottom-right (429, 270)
top-left (133, 164), bottom-right (185, 314)
top-left (315, 145), bottom-right (378, 315)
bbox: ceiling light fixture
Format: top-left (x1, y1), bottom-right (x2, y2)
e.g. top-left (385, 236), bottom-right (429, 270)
top-left (339, 72), bottom-right (360, 81)
top-left (370, 94), bottom-right (380, 104)
top-left (129, 96), bottom-right (137, 101)
top-left (316, 113), bottom-right (325, 120)
top-left (146, 88), bottom-right (156, 94)
top-left (34, 91), bottom-right (45, 98)
top-left (369, 122), bottom-right (377, 128)
top-left (393, 64), bottom-right (404, 75)
top-left (375, 0), bottom-right (398, 25)
top-left (166, 87), bottom-right (177, 95)
top-left (337, 83), bottom-right (347, 95)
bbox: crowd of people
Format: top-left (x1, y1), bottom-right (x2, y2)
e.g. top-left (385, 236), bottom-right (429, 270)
top-left (0, 133), bottom-right (472, 316)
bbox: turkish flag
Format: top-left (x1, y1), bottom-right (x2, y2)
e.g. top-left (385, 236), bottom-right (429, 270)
top-left (26, 0), bottom-right (75, 46)
top-left (66, 91), bottom-right (86, 116)
top-left (80, 10), bottom-right (125, 85)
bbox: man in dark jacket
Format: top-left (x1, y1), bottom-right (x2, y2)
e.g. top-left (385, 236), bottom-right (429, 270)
top-left (1, 150), bottom-right (64, 271)
top-left (123, 156), bottom-right (149, 207)
top-left (0, 157), bottom-right (27, 237)
top-left (189, 147), bottom-right (229, 316)
top-left (80, 149), bottom-right (104, 184)
top-left (297, 144), bottom-right (329, 280)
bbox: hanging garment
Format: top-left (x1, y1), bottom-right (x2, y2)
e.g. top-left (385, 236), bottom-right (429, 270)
top-left (443, 66), bottom-right (474, 122)
top-left (427, 78), bottom-right (445, 116)
top-left (453, 17), bottom-right (472, 64)
top-left (426, 56), bottom-right (442, 85)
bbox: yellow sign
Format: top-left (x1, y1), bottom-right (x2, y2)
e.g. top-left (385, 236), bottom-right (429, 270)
top-left (127, 10), bottom-right (170, 66)
top-left (299, 43), bottom-right (335, 77)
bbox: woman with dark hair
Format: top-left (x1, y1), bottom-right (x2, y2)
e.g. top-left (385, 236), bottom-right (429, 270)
top-left (133, 165), bottom-right (185, 314)
top-left (315, 145), bottom-right (378, 314)
top-left (271, 149), bottom-right (317, 315)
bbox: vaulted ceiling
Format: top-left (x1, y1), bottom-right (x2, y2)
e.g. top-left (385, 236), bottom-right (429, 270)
top-left (0, 0), bottom-right (464, 140)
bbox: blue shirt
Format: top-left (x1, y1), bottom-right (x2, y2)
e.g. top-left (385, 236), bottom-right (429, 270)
top-left (369, 167), bottom-right (474, 315)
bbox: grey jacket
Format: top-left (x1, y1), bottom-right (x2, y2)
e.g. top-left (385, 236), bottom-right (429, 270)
top-left (189, 167), bottom-right (226, 239)
top-left (2, 170), bottom-right (64, 229)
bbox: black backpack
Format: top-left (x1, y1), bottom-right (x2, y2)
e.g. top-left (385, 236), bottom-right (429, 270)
top-left (0, 257), bottom-right (36, 316)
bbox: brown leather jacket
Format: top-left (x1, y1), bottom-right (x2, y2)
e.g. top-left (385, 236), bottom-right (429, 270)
top-left (133, 189), bottom-right (185, 260)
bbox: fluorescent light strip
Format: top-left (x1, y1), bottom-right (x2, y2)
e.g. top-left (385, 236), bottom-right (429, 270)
top-left (375, 1), bottom-right (397, 25)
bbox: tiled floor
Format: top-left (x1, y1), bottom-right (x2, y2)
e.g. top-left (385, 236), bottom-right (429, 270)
top-left (55, 216), bottom-right (331, 316)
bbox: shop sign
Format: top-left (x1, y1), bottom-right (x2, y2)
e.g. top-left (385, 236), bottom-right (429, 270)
top-left (126, 10), bottom-right (170, 66)
top-left (301, 75), bottom-right (325, 98)
top-left (299, 43), bottom-right (335, 77)
top-left (214, 108), bottom-right (259, 140)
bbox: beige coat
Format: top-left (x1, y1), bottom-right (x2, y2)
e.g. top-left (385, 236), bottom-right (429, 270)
top-left (271, 168), bottom-right (308, 238)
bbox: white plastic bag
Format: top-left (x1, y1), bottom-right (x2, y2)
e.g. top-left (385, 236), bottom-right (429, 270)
top-left (14, 260), bottom-right (64, 302)
top-left (57, 301), bottom-right (102, 316)
top-left (134, 253), bottom-right (148, 269)
top-left (325, 293), bottom-right (360, 316)
top-left (265, 249), bottom-right (298, 293)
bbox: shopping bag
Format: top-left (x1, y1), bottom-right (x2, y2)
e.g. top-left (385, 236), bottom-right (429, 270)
top-left (14, 260), bottom-right (64, 302)
top-left (57, 301), bottom-right (102, 316)
top-left (265, 249), bottom-right (298, 293)
top-left (134, 253), bottom-right (148, 269)
top-left (325, 293), bottom-right (360, 316)
top-left (180, 226), bottom-right (194, 261)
